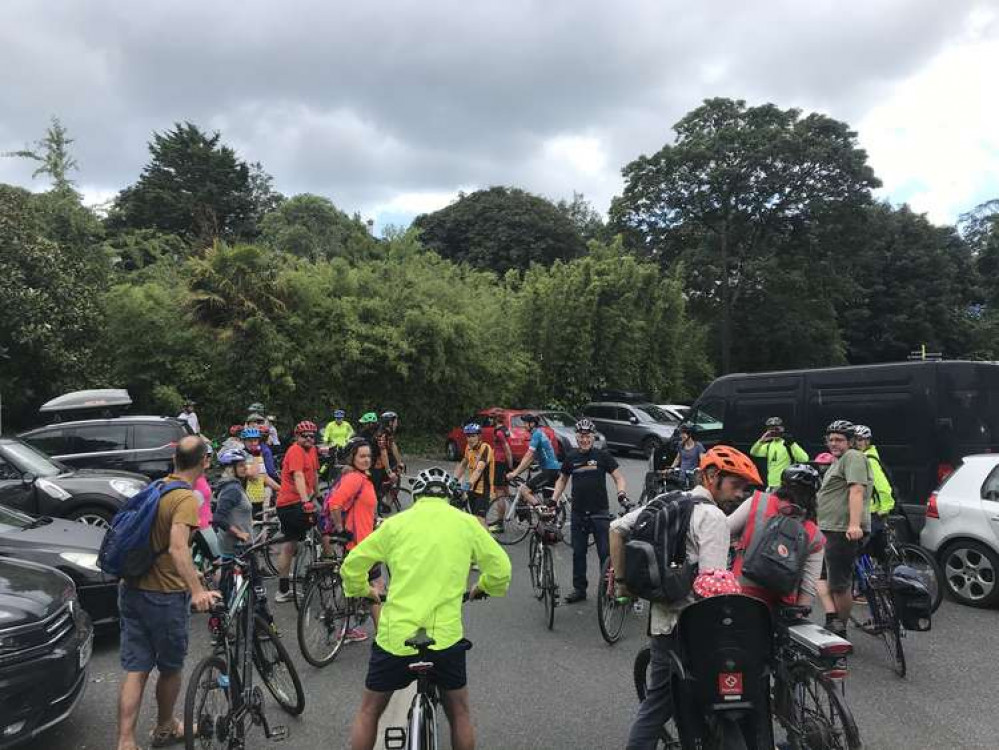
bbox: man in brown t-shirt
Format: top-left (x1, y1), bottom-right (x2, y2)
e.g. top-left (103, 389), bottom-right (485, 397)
top-left (116, 436), bottom-right (220, 750)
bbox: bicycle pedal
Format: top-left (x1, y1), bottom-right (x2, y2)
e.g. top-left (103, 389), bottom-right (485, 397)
top-left (267, 725), bottom-right (289, 742)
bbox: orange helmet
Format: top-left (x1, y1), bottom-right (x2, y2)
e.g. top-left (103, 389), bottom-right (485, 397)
top-left (699, 445), bottom-right (763, 486)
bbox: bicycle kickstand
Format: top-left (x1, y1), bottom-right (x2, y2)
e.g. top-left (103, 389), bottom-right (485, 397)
top-left (260, 712), bottom-right (288, 743)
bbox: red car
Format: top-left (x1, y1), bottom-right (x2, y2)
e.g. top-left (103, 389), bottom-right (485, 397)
top-left (445, 408), bottom-right (562, 464)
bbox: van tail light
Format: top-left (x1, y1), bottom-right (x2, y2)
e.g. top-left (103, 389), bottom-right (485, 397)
top-left (926, 493), bottom-right (940, 519)
top-left (937, 463), bottom-right (954, 483)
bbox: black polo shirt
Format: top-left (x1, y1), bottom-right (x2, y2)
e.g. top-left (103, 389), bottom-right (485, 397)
top-left (560, 448), bottom-right (619, 514)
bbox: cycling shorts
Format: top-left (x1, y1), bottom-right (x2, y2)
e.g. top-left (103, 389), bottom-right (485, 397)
top-left (277, 503), bottom-right (313, 542)
top-left (528, 469), bottom-right (560, 493)
top-left (467, 491), bottom-right (490, 518)
top-left (494, 462), bottom-right (509, 486)
top-left (365, 639), bottom-right (471, 693)
top-left (821, 531), bottom-right (864, 593)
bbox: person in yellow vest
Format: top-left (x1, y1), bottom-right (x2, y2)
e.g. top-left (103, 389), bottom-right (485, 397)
top-left (453, 423), bottom-right (495, 529)
top-left (241, 427), bottom-right (281, 519)
top-left (323, 409), bottom-right (355, 459)
top-left (750, 416), bottom-right (809, 489)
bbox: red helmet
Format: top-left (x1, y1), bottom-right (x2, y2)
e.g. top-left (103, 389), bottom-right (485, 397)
top-left (295, 420), bottom-right (318, 435)
top-left (229, 424), bottom-right (244, 437)
top-left (699, 445), bottom-right (763, 486)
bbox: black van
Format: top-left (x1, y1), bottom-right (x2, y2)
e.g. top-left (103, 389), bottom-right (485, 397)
top-left (688, 361), bottom-right (999, 529)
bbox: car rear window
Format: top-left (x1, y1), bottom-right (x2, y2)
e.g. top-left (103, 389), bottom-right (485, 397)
top-left (133, 423), bottom-right (183, 450)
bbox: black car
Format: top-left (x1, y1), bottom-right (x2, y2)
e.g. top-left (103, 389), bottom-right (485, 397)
top-left (19, 415), bottom-right (192, 480)
top-left (0, 557), bottom-right (94, 748)
top-left (0, 438), bottom-right (148, 527)
top-left (0, 504), bottom-right (118, 628)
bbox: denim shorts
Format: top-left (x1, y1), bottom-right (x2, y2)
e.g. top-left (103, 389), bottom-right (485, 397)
top-left (118, 585), bottom-right (191, 673)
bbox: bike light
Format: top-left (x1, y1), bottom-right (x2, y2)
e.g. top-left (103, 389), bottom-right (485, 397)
top-left (824, 668), bottom-right (849, 680)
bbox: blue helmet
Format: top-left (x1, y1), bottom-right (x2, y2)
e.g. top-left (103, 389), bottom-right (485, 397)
top-left (218, 448), bottom-right (249, 466)
top-left (240, 426), bottom-right (262, 440)
top-left (462, 423), bottom-right (482, 436)
top-left (334, 409), bottom-right (346, 419)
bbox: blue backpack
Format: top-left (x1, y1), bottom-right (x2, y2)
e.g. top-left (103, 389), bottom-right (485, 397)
top-left (98, 479), bottom-right (190, 578)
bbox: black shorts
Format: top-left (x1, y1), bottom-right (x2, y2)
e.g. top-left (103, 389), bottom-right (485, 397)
top-left (467, 491), bottom-right (491, 518)
top-left (277, 503), bottom-right (313, 542)
top-left (365, 639), bottom-right (471, 693)
top-left (821, 531), bottom-right (864, 593)
top-left (368, 564), bottom-right (383, 583)
top-left (528, 469), bottom-right (560, 493)
top-left (494, 462), bottom-right (509, 486)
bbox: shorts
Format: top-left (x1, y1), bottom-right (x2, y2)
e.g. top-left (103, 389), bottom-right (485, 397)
top-left (368, 564), bottom-right (383, 583)
top-left (252, 502), bottom-right (264, 521)
top-left (467, 491), bottom-right (491, 518)
top-left (277, 503), bottom-right (313, 542)
top-left (118, 586), bottom-right (191, 673)
top-left (370, 468), bottom-right (387, 496)
top-left (494, 462), bottom-right (509, 486)
top-left (821, 531), bottom-right (863, 593)
top-left (365, 639), bottom-right (471, 693)
top-left (528, 469), bottom-right (560, 493)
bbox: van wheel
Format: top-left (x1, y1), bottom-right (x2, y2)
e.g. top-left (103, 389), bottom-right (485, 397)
top-left (68, 506), bottom-right (114, 530)
top-left (940, 540), bottom-right (999, 607)
top-left (445, 440), bottom-right (460, 462)
top-left (641, 437), bottom-right (660, 459)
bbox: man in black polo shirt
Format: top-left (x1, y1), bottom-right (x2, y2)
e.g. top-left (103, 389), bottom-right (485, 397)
top-left (552, 418), bottom-right (628, 604)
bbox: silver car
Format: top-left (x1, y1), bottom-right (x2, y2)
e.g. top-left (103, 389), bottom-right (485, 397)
top-left (538, 411), bottom-right (607, 454)
top-left (921, 454), bottom-right (999, 608)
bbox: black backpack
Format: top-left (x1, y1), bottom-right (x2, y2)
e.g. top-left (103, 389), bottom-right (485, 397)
top-left (623, 491), bottom-right (703, 603)
top-left (739, 494), bottom-right (810, 597)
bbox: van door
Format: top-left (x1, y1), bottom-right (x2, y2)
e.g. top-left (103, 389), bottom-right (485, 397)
top-left (691, 398), bottom-right (726, 447)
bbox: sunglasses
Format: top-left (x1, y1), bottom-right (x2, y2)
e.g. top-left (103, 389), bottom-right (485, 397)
top-left (300, 433), bottom-right (316, 439)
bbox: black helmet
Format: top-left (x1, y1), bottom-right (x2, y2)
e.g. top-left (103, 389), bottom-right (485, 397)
top-left (825, 420), bottom-right (855, 438)
top-left (679, 422), bottom-right (696, 435)
top-left (380, 411), bottom-right (398, 424)
top-left (343, 436), bottom-right (370, 463)
top-left (521, 413), bottom-right (539, 425)
top-left (575, 418), bottom-right (596, 433)
top-left (781, 463), bottom-right (821, 495)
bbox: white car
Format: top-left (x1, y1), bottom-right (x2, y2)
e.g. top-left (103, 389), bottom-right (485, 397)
top-left (921, 454), bottom-right (999, 608)
top-left (657, 404), bottom-right (691, 422)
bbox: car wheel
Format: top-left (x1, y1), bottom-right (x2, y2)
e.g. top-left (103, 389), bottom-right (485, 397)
top-left (641, 436), bottom-right (661, 459)
top-left (445, 440), bottom-right (460, 462)
top-left (940, 539), bottom-right (999, 608)
top-left (67, 506), bottom-right (114, 530)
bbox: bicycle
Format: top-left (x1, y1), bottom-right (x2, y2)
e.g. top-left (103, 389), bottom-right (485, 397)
top-left (862, 517), bottom-right (943, 611)
top-left (526, 498), bottom-right (565, 629)
top-left (596, 499), bottom-right (640, 645)
top-left (639, 468), bottom-right (696, 505)
top-left (251, 511), bottom-right (281, 578)
top-left (185, 537), bottom-right (305, 750)
top-left (485, 474), bottom-right (558, 545)
top-left (850, 553), bottom-right (907, 677)
top-left (379, 472), bottom-right (412, 516)
top-left (291, 518), bottom-right (324, 609)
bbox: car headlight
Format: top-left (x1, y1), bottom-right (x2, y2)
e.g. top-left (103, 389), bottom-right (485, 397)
top-left (110, 479), bottom-right (143, 498)
top-left (59, 552), bottom-right (101, 572)
top-left (36, 478), bottom-right (72, 500)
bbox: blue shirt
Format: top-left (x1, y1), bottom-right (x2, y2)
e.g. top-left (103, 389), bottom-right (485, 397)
top-left (678, 442), bottom-right (706, 472)
top-left (529, 429), bottom-right (560, 470)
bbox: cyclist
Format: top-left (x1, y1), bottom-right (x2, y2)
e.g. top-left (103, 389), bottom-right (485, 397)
top-left (852, 424), bottom-right (895, 518)
top-left (341, 467), bottom-right (512, 750)
top-left (728, 464), bottom-right (825, 608)
top-left (219, 424), bottom-right (245, 453)
top-left (379, 410), bottom-right (407, 474)
top-left (670, 423), bottom-right (706, 472)
top-left (358, 411), bottom-right (380, 451)
top-left (453, 423), bottom-right (495, 527)
top-left (816, 420), bottom-right (872, 636)
top-left (240, 427), bottom-right (280, 520)
top-left (750, 416), bottom-right (810, 489)
top-left (506, 413), bottom-right (560, 506)
top-left (322, 408), bottom-right (355, 457)
top-left (274, 421), bottom-right (321, 603)
top-left (213, 448), bottom-right (254, 601)
top-left (326, 436), bottom-right (382, 643)
top-left (485, 413), bottom-right (515, 534)
top-left (610, 445), bottom-right (761, 750)
top-left (551, 418), bottom-right (628, 604)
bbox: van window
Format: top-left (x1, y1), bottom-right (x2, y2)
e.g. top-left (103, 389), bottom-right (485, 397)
top-left (808, 390), bottom-right (919, 447)
top-left (692, 400), bottom-right (725, 434)
top-left (70, 424), bottom-right (129, 453)
top-left (939, 386), bottom-right (999, 445)
top-left (728, 401), bottom-right (796, 444)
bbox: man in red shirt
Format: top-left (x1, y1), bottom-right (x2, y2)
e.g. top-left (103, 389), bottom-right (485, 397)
top-left (274, 421), bottom-right (320, 603)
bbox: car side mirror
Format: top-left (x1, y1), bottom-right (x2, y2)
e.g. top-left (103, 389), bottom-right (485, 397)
top-left (21, 472), bottom-right (36, 485)
top-left (629, 416), bottom-right (639, 425)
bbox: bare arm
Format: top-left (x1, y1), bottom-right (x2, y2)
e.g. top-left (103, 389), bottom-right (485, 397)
top-left (468, 459), bottom-right (487, 488)
top-left (168, 523), bottom-right (218, 611)
top-left (294, 470), bottom-right (309, 504)
top-left (551, 473), bottom-right (569, 501)
top-left (510, 449), bottom-right (534, 477)
top-left (610, 468), bottom-right (626, 496)
top-left (846, 484), bottom-right (865, 540)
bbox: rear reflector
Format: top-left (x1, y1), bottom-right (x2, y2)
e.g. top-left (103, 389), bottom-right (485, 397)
top-left (926, 493), bottom-right (940, 519)
top-left (820, 642), bottom-right (853, 657)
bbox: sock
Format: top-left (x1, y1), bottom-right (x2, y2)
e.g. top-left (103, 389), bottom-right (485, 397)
top-left (279, 577), bottom-right (290, 594)
top-left (825, 612), bottom-right (836, 626)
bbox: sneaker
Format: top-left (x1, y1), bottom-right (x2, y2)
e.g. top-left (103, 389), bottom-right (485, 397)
top-left (488, 523), bottom-right (505, 534)
top-left (274, 590), bottom-right (295, 603)
top-left (565, 589), bottom-right (587, 604)
top-left (345, 628), bottom-right (369, 643)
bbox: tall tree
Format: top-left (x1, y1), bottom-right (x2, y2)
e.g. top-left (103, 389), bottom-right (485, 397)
top-left (610, 98), bottom-right (880, 372)
top-left (258, 193), bottom-right (376, 262)
top-left (555, 191), bottom-right (606, 243)
top-left (3, 116), bottom-right (79, 194)
top-left (413, 186), bottom-right (586, 274)
top-left (108, 122), bottom-right (256, 241)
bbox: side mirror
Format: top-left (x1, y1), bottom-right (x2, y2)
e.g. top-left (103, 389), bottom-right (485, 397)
top-left (22, 472), bottom-right (36, 485)
top-left (629, 416), bottom-right (639, 425)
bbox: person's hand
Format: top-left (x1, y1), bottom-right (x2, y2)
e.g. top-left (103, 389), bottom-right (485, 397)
top-left (468, 584), bottom-right (488, 601)
top-left (366, 586), bottom-right (382, 603)
top-left (237, 530), bottom-right (251, 542)
top-left (846, 524), bottom-right (864, 542)
top-left (192, 589), bottom-right (221, 612)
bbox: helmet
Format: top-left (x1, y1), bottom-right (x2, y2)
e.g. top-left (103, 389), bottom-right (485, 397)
top-left (333, 409), bottom-right (346, 419)
top-left (781, 464), bottom-right (822, 495)
top-left (412, 466), bottom-right (455, 497)
top-left (246, 412), bottom-right (265, 423)
top-left (853, 424), bottom-right (872, 440)
top-left (693, 569), bottom-right (742, 598)
top-left (814, 452), bottom-right (835, 465)
top-left (521, 413), bottom-right (539, 425)
top-left (575, 418), bottom-right (596, 434)
top-left (229, 424), bottom-right (243, 437)
top-left (343, 436), bottom-right (370, 463)
top-left (699, 445), bottom-right (763, 486)
top-left (240, 426), bottom-right (262, 440)
top-left (359, 412), bottom-right (379, 425)
top-left (380, 411), bottom-right (398, 423)
top-left (826, 420), bottom-right (855, 438)
top-left (218, 447), bottom-right (249, 466)
top-left (247, 402), bottom-right (266, 413)
top-left (765, 417), bottom-right (784, 428)
top-left (462, 423), bottom-right (482, 436)
top-left (295, 420), bottom-right (318, 435)
top-left (679, 422), bottom-right (696, 435)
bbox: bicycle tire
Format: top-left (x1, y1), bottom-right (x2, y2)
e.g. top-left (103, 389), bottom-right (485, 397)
top-left (597, 557), bottom-right (627, 644)
top-left (527, 534), bottom-right (543, 598)
top-left (184, 655), bottom-right (234, 750)
top-left (782, 665), bottom-right (863, 750)
top-left (893, 543), bottom-right (944, 613)
top-left (252, 615), bottom-right (306, 715)
top-left (297, 570), bottom-right (350, 667)
top-left (871, 584), bottom-right (907, 678)
top-left (486, 496), bottom-right (532, 545)
top-left (543, 545), bottom-right (556, 630)
top-left (291, 540), bottom-right (319, 611)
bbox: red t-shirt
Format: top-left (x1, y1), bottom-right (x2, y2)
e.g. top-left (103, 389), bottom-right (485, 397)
top-left (325, 470), bottom-right (377, 550)
top-left (277, 443), bottom-right (319, 507)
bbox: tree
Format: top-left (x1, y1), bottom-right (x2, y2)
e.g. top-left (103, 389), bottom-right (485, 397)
top-left (258, 193), bottom-right (376, 262)
top-left (3, 116), bottom-right (79, 194)
top-left (555, 191), bottom-right (606, 243)
top-left (108, 122), bottom-right (256, 241)
top-left (610, 98), bottom-right (880, 372)
top-left (413, 186), bottom-right (587, 274)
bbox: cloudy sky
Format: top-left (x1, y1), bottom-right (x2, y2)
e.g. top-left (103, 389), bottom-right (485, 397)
top-left (1, 0), bottom-right (996, 232)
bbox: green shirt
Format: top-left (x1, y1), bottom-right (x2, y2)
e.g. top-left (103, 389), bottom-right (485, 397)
top-left (817, 449), bottom-right (872, 532)
top-left (341, 496), bottom-right (512, 656)
top-left (322, 420), bottom-right (354, 447)
top-left (864, 445), bottom-right (896, 516)
top-left (749, 437), bottom-right (810, 488)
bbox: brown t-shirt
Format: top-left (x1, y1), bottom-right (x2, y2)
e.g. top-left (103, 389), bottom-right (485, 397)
top-left (133, 476), bottom-right (200, 592)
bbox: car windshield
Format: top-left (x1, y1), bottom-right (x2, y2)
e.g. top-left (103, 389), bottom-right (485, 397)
top-left (1, 441), bottom-right (63, 478)
top-left (635, 405), bottom-right (676, 424)
top-left (542, 412), bottom-right (576, 428)
top-left (0, 504), bottom-right (34, 531)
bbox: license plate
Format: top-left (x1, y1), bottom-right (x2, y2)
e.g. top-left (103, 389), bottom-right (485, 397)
top-left (79, 631), bottom-right (94, 669)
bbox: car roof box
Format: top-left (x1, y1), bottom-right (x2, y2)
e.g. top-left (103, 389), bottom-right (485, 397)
top-left (596, 389), bottom-right (649, 404)
top-left (39, 389), bottom-right (133, 421)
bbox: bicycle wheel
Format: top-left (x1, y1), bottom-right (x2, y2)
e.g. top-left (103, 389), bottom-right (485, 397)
top-left (291, 540), bottom-right (319, 610)
top-left (542, 545), bottom-right (556, 630)
top-left (782, 666), bottom-right (863, 750)
top-left (870, 583), bottom-right (906, 678)
top-left (259, 529), bottom-right (280, 577)
top-left (597, 557), bottom-right (628, 644)
top-left (486, 495), bottom-right (532, 545)
top-left (632, 647), bottom-right (682, 749)
top-left (527, 534), bottom-right (543, 598)
top-left (252, 615), bottom-right (306, 715)
top-left (184, 655), bottom-right (234, 750)
top-left (893, 543), bottom-right (944, 613)
top-left (297, 570), bottom-right (350, 667)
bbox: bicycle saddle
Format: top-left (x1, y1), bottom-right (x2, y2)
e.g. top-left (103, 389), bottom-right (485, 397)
top-left (405, 628), bottom-right (436, 651)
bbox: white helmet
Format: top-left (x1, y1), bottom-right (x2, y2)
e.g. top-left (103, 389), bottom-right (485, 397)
top-left (412, 466), bottom-right (455, 497)
top-left (853, 424), bottom-right (872, 440)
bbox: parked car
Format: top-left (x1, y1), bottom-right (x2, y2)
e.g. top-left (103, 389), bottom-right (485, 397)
top-left (921, 454), bottom-right (999, 608)
top-left (0, 503), bottom-right (118, 627)
top-left (580, 402), bottom-right (679, 457)
top-left (538, 410), bottom-right (607, 453)
top-left (657, 404), bottom-right (691, 422)
top-left (0, 438), bottom-right (147, 528)
top-left (19, 415), bottom-right (192, 480)
top-left (688, 360), bottom-right (999, 534)
top-left (445, 408), bottom-right (562, 464)
top-left (0, 557), bottom-right (94, 748)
